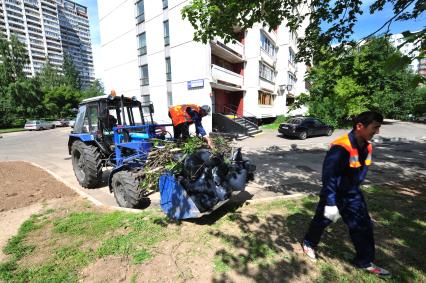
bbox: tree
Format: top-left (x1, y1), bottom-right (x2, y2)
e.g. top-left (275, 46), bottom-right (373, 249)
top-left (0, 34), bottom-right (28, 85)
top-left (0, 35), bottom-right (31, 126)
top-left (292, 37), bottom-right (422, 127)
top-left (81, 79), bottom-right (105, 99)
top-left (35, 62), bottom-right (65, 90)
top-left (62, 54), bottom-right (81, 90)
top-left (182, 0), bottom-right (425, 63)
top-left (43, 85), bottom-right (82, 117)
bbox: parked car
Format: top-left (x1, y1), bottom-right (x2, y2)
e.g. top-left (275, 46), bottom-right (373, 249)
top-left (278, 117), bottom-right (333, 140)
top-left (53, 120), bottom-right (62, 127)
top-left (24, 120), bottom-right (55, 131)
top-left (53, 119), bottom-right (70, 127)
top-left (69, 119), bottom-right (76, 128)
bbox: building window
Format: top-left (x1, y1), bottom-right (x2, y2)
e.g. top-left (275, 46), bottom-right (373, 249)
top-left (165, 57), bottom-right (171, 81)
top-left (140, 64), bottom-right (149, 85)
top-left (138, 32), bottom-right (146, 55)
top-left (163, 20), bottom-right (169, 46)
top-left (259, 62), bottom-right (275, 82)
top-left (260, 32), bottom-right (276, 57)
top-left (289, 47), bottom-right (296, 65)
top-left (258, 91), bottom-right (275, 106)
top-left (288, 71), bottom-right (297, 85)
top-left (136, 0), bottom-right (144, 23)
top-left (162, 0), bottom-right (168, 9)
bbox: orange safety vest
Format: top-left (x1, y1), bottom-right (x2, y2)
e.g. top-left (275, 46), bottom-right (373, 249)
top-left (168, 104), bottom-right (201, 126)
top-left (330, 133), bottom-right (372, 168)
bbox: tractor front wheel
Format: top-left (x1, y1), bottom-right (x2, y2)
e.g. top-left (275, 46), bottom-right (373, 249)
top-left (111, 171), bottom-right (147, 208)
top-left (71, 141), bottom-right (102, 188)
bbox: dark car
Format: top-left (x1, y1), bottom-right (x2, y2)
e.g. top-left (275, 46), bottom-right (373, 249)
top-left (278, 117), bottom-right (333, 140)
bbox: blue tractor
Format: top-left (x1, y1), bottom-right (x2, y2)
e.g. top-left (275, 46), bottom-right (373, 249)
top-left (68, 94), bottom-right (171, 208)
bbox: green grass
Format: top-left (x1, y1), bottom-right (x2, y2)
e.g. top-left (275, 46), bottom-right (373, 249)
top-left (261, 115), bottom-right (289, 130)
top-left (213, 255), bottom-right (231, 273)
top-left (2, 184), bottom-right (426, 282)
top-left (0, 128), bottom-right (26, 134)
top-left (1, 209), bottom-right (170, 282)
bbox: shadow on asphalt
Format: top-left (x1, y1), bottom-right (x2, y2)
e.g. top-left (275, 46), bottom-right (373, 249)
top-left (243, 140), bottom-right (426, 197)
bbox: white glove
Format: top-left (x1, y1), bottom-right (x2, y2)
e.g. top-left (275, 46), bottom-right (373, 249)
top-left (324, 206), bottom-right (341, 223)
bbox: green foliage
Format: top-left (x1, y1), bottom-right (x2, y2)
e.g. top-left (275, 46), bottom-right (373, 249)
top-left (63, 54), bottom-right (81, 91)
top-left (181, 136), bottom-right (207, 154)
top-left (43, 85), bottom-right (82, 117)
top-left (292, 37), bottom-right (424, 127)
top-left (81, 79), bottom-right (105, 99)
top-left (0, 34), bottom-right (28, 85)
top-left (0, 36), bottom-right (104, 126)
top-left (182, 0), bottom-right (425, 64)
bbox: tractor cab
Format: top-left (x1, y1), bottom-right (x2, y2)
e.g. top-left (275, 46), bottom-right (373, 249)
top-left (68, 94), bottom-right (172, 190)
top-left (72, 94), bottom-right (156, 143)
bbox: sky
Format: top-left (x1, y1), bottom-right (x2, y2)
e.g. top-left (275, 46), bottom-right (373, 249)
top-left (74, 0), bottom-right (425, 81)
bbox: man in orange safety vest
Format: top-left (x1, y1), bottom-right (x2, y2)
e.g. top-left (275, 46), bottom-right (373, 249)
top-left (168, 104), bottom-right (213, 148)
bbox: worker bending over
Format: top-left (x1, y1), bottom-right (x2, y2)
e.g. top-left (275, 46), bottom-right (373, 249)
top-left (168, 104), bottom-right (213, 148)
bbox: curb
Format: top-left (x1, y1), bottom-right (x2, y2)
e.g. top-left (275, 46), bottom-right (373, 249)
top-left (244, 193), bottom-right (306, 204)
top-left (1, 160), bottom-right (161, 214)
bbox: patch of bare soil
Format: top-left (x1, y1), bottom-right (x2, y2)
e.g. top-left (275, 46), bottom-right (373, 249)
top-left (0, 161), bottom-right (76, 211)
top-left (0, 161), bottom-right (78, 261)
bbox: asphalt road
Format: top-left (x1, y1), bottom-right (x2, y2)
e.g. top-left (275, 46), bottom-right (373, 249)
top-left (0, 120), bottom-right (425, 210)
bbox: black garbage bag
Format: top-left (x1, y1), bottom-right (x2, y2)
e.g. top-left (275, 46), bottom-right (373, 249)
top-left (190, 192), bottom-right (219, 212)
top-left (183, 149), bottom-right (212, 180)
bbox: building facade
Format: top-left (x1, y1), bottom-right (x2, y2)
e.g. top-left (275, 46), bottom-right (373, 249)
top-left (0, 0), bottom-right (94, 87)
top-left (98, 0), bottom-right (309, 133)
top-left (57, 0), bottom-right (94, 88)
top-left (389, 33), bottom-right (425, 77)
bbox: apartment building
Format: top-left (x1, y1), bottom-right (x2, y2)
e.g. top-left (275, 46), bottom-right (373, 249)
top-left (58, 0), bottom-right (94, 88)
top-left (389, 33), bottom-right (425, 77)
top-left (98, 0), bottom-right (309, 133)
top-left (0, 0), bottom-right (94, 88)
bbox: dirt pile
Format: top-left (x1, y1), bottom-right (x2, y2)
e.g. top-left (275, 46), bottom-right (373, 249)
top-left (0, 161), bottom-right (76, 212)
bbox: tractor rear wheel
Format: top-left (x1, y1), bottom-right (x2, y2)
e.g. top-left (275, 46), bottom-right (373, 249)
top-left (112, 171), bottom-right (147, 208)
top-left (71, 141), bottom-right (102, 188)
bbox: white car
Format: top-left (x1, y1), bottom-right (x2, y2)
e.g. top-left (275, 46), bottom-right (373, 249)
top-left (69, 120), bottom-right (76, 128)
top-left (24, 120), bottom-right (55, 131)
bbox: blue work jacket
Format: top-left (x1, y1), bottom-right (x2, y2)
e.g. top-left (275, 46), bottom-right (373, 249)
top-left (187, 107), bottom-right (207, 137)
top-left (321, 130), bottom-right (370, 206)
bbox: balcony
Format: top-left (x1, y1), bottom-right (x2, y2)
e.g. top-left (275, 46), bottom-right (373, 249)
top-left (260, 47), bottom-right (276, 67)
top-left (211, 37), bottom-right (244, 63)
top-left (211, 64), bottom-right (244, 91)
top-left (259, 78), bottom-right (275, 93)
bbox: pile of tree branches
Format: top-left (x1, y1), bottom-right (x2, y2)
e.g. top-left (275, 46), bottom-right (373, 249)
top-left (139, 136), bottom-right (234, 192)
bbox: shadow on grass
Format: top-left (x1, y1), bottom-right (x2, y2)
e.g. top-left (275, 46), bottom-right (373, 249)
top-left (201, 140), bottom-right (426, 281)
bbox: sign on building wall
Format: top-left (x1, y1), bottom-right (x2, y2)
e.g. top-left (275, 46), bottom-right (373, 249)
top-left (187, 79), bottom-right (204, 89)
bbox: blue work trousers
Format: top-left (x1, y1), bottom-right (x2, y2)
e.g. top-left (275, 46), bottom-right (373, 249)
top-left (304, 192), bottom-right (375, 268)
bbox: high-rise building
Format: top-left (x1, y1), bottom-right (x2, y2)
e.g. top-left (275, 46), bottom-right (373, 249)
top-left (58, 0), bottom-right (94, 88)
top-left (0, 0), bottom-right (94, 88)
top-left (98, 0), bottom-right (309, 133)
